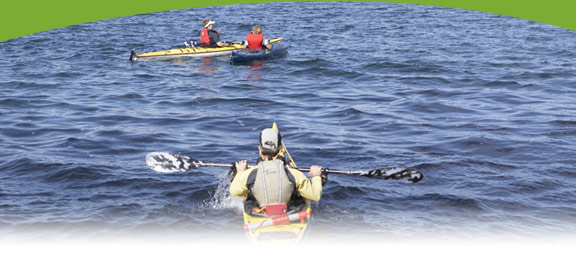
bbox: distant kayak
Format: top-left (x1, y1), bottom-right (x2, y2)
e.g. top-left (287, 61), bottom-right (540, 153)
top-left (130, 38), bottom-right (284, 62)
top-left (230, 41), bottom-right (288, 65)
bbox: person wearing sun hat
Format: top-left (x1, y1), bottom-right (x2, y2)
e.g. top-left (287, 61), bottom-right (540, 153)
top-left (229, 128), bottom-right (324, 216)
top-left (200, 19), bottom-right (229, 47)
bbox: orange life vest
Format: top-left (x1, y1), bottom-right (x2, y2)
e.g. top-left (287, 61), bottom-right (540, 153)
top-left (200, 28), bottom-right (210, 46)
top-left (247, 33), bottom-right (264, 50)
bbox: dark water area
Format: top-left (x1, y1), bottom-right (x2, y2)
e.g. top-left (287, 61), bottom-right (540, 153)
top-left (1, 1), bottom-right (576, 246)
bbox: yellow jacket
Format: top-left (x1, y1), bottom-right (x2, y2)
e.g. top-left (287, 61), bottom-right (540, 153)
top-left (230, 165), bottom-right (323, 202)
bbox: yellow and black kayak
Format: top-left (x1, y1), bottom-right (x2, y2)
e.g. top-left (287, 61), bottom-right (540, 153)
top-left (242, 123), bottom-right (312, 244)
top-left (130, 38), bottom-right (283, 62)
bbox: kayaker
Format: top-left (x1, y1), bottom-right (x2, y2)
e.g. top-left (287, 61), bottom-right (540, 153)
top-left (229, 128), bottom-right (324, 216)
top-left (200, 19), bottom-right (229, 47)
top-left (242, 25), bottom-right (272, 50)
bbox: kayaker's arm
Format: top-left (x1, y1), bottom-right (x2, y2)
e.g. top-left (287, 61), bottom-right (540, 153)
top-left (208, 29), bottom-right (229, 47)
top-left (229, 165), bottom-right (256, 197)
top-left (264, 39), bottom-right (272, 50)
top-left (216, 41), bottom-right (229, 47)
top-left (288, 167), bottom-right (323, 202)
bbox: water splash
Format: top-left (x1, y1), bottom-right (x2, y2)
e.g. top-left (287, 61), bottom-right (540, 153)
top-left (202, 172), bottom-right (243, 211)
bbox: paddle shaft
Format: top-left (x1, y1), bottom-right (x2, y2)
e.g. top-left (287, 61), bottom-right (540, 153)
top-left (198, 162), bottom-right (364, 175)
top-left (230, 38), bottom-right (283, 45)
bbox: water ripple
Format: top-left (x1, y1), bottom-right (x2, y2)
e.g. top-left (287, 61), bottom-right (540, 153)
top-left (1, 1), bottom-right (576, 242)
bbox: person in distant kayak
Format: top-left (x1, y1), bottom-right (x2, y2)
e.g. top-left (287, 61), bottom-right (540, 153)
top-left (200, 19), bottom-right (229, 47)
top-left (230, 128), bottom-right (325, 216)
top-left (242, 25), bottom-right (272, 50)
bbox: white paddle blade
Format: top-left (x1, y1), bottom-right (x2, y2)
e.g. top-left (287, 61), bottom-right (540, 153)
top-left (146, 152), bottom-right (200, 173)
top-left (366, 167), bottom-right (423, 183)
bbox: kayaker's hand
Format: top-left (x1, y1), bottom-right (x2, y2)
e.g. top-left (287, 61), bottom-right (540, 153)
top-left (309, 165), bottom-right (322, 178)
top-left (321, 168), bottom-right (328, 186)
top-left (228, 162), bottom-right (238, 182)
top-left (235, 160), bottom-right (247, 173)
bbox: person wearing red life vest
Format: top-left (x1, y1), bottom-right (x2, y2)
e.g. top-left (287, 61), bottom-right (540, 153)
top-left (242, 25), bottom-right (272, 50)
top-left (200, 19), bottom-right (229, 47)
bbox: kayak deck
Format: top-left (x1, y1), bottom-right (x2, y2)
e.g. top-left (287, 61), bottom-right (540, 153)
top-left (243, 200), bottom-right (311, 244)
top-left (130, 44), bottom-right (244, 61)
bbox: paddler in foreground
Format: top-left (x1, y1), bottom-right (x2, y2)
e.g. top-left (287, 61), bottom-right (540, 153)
top-left (229, 128), bottom-right (325, 216)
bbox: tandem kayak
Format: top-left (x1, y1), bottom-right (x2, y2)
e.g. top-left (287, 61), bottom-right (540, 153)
top-left (242, 123), bottom-right (311, 244)
top-left (230, 41), bottom-right (288, 65)
top-left (130, 38), bottom-right (284, 62)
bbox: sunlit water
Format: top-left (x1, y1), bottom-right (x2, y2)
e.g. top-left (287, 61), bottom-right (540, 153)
top-left (1, 2), bottom-right (575, 245)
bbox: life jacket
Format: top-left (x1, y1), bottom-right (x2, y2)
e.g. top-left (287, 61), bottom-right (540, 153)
top-left (200, 28), bottom-right (210, 46)
top-left (247, 33), bottom-right (264, 50)
top-left (250, 159), bottom-right (295, 216)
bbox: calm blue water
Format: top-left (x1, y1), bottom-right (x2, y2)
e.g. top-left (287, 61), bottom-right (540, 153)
top-left (1, 1), bottom-right (576, 244)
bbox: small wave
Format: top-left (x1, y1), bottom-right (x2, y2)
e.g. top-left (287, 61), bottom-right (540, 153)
top-left (397, 101), bottom-right (477, 114)
top-left (0, 98), bottom-right (33, 108)
top-left (323, 185), bottom-right (373, 201)
top-left (549, 120), bottom-right (576, 126)
top-left (410, 193), bottom-right (487, 212)
top-left (53, 72), bottom-right (86, 79)
top-left (42, 165), bottom-right (109, 184)
top-left (286, 57), bottom-right (333, 67)
top-left (362, 61), bottom-right (412, 71)
top-left (501, 70), bottom-right (576, 80)
top-left (288, 66), bottom-right (362, 80)
top-left (118, 93), bottom-right (145, 99)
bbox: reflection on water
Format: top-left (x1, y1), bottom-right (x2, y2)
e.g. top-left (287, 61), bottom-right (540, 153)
top-left (246, 61), bottom-right (264, 86)
top-left (198, 57), bottom-right (221, 87)
top-left (198, 57), bottom-right (218, 73)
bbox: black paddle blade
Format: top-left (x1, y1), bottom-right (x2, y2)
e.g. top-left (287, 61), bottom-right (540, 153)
top-left (365, 167), bottom-right (423, 183)
top-left (145, 152), bottom-right (201, 173)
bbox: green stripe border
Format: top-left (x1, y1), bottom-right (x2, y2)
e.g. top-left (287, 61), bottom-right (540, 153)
top-left (2, 0), bottom-right (575, 42)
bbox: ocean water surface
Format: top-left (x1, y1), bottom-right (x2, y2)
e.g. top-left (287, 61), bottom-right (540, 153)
top-left (1, 1), bottom-right (576, 246)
